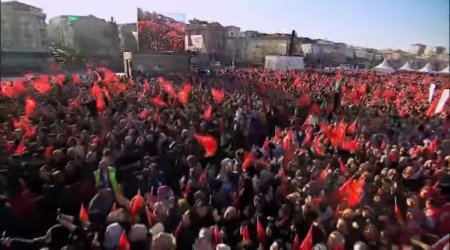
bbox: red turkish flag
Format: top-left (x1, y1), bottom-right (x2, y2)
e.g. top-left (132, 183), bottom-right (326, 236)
top-left (427, 137), bottom-right (438, 154)
top-left (178, 83), bottom-right (192, 104)
top-left (5, 141), bottom-right (15, 154)
top-left (241, 225), bottom-right (250, 242)
top-left (25, 96), bottom-right (37, 117)
top-left (293, 234), bottom-right (300, 250)
top-left (346, 120), bottom-right (357, 135)
top-left (313, 135), bottom-right (324, 156)
top-left (198, 170), bottom-right (207, 184)
top-left (212, 225), bottom-right (222, 245)
top-left (118, 232), bottom-right (130, 250)
top-left (203, 105), bottom-right (213, 121)
top-left (183, 180), bottom-right (191, 199)
top-left (96, 97), bottom-right (105, 112)
top-left (14, 141), bottom-right (27, 155)
top-left (194, 134), bottom-right (218, 157)
top-left (54, 74), bottom-right (66, 86)
top-left (339, 158), bottom-right (347, 173)
top-left (182, 83), bottom-right (192, 93)
top-left (303, 128), bottom-right (312, 146)
top-left (333, 177), bottom-right (354, 204)
top-left (161, 81), bottom-right (176, 98)
top-left (115, 83), bottom-right (127, 93)
top-left (1, 83), bottom-right (17, 97)
top-left (347, 176), bottom-right (365, 207)
top-left (91, 84), bottom-right (102, 99)
top-left (130, 189), bottom-right (144, 217)
top-left (151, 97), bottom-right (168, 107)
top-left (319, 165), bottom-right (331, 182)
top-left (256, 217), bottom-right (267, 245)
top-left (44, 146), bottom-right (53, 160)
top-left (102, 88), bottom-right (111, 102)
top-left (70, 99), bottom-right (79, 110)
top-left (33, 75), bottom-right (52, 94)
top-left (14, 78), bottom-right (26, 95)
top-left (394, 197), bottom-right (403, 223)
top-left (79, 203), bottom-right (89, 222)
top-left (300, 225), bottom-right (313, 250)
top-left (143, 81), bottom-right (150, 92)
top-left (341, 139), bottom-right (358, 153)
top-left (23, 125), bottom-right (36, 138)
top-left (274, 127), bottom-right (282, 143)
top-left (13, 116), bottom-right (35, 138)
top-left (138, 109), bottom-right (149, 120)
top-left (211, 88), bottom-right (225, 103)
top-left (146, 209), bottom-right (157, 226)
top-left (242, 152), bottom-right (254, 171)
top-left (426, 98), bottom-right (439, 117)
top-left (72, 74), bottom-right (81, 84)
top-left (177, 90), bottom-right (188, 104)
top-left (262, 138), bottom-right (270, 151)
top-left (298, 94), bottom-right (311, 107)
top-left (310, 103), bottom-right (321, 115)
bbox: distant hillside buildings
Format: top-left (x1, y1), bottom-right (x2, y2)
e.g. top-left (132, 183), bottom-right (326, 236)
top-left (0, 0), bottom-right (448, 74)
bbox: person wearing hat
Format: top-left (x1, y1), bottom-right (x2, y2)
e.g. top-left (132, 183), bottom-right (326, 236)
top-left (219, 206), bottom-right (241, 249)
top-left (216, 243), bottom-right (231, 250)
top-left (152, 232), bottom-right (176, 250)
top-left (129, 223), bottom-right (149, 249)
top-left (269, 239), bottom-right (286, 250)
top-left (327, 230), bottom-right (345, 250)
top-left (193, 227), bottom-right (213, 250)
top-left (188, 199), bottom-right (216, 237)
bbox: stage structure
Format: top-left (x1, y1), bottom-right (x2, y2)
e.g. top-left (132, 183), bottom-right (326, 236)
top-left (123, 9), bottom-right (188, 76)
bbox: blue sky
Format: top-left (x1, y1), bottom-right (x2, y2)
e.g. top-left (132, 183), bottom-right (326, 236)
top-left (13, 0), bottom-right (450, 50)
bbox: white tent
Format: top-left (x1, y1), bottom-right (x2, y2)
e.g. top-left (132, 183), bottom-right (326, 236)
top-left (372, 59), bottom-right (395, 73)
top-left (417, 62), bottom-right (434, 73)
top-left (398, 61), bottom-right (414, 71)
top-left (438, 65), bottom-right (449, 74)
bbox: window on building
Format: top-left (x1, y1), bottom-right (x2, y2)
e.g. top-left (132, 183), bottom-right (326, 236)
top-left (103, 30), bottom-right (112, 37)
top-left (40, 30), bottom-right (47, 40)
top-left (2, 40), bottom-right (12, 48)
top-left (19, 15), bottom-right (28, 24)
top-left (24, 31), bottom-right (33, 38)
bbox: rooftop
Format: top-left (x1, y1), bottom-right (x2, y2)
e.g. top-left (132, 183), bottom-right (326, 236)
top-left (1, 0), bottom-right (42, 12)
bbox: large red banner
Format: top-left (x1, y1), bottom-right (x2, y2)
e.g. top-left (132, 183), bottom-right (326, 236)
top-left (137, 8), bottom-right (185, 53)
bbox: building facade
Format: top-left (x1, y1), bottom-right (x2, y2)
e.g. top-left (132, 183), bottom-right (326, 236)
top-left (244, 35), bottom-right (290, 65)
top-left (424, 46), bottom-right (447, 57)
top-left (185, 20), bottom-right (227, 55)
top-left (47, 15), bottom-right (121, 59)
top-left (409, 43), bottom-right (426, 56)
top-left (1, 1), bottom-right (48, 53)
top-left (225, 26), bottom-right (242, 37)
top-left (1, 1), bottom-right (51, 75)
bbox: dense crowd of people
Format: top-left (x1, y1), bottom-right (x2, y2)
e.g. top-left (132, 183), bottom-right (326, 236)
top-left (0, 67), bottom-right (449, 250)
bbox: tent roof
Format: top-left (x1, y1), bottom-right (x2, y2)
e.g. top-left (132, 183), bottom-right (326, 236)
top-left (372, 59), bottom-right (395, 73)
top-left (398, 61), bottom-right (414, 71)
top-left (417, 62), bottom-right (434, 73)
top-left (439, 65), bottom-right (449, 74)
